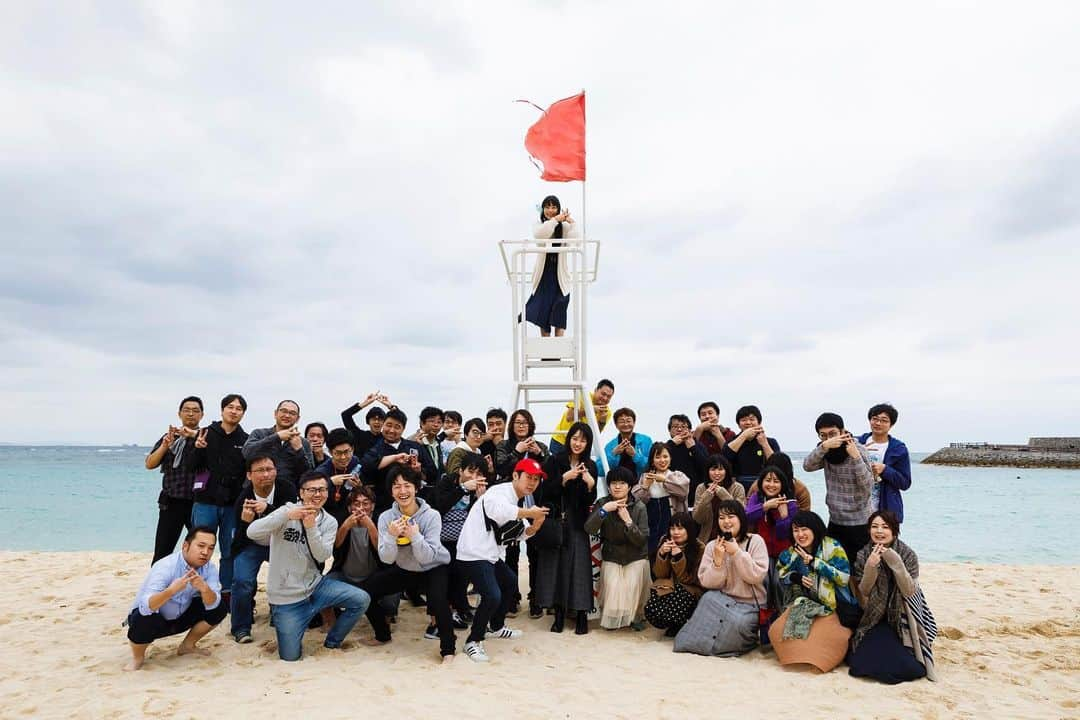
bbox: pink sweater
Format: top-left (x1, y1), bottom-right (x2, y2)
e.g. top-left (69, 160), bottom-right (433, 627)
top-left (697, 534), bottom-right (768, 605)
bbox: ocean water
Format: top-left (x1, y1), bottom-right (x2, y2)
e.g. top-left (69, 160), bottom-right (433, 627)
top-left (0, 446), bottom-right (1074, 564)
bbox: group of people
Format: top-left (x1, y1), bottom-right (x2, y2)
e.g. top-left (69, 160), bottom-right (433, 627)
top-left (129, 383), bottom-right (933, 685)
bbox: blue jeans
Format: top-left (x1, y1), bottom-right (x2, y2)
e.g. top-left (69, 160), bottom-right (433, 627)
top-left (270, 577), bottom-right (371, 661)
top-left (460, 559), bottom-right (517, 643)
top-left (230, 543), bottom-right (269, 637)
top-left (191, 502), bottom-right (236, 590)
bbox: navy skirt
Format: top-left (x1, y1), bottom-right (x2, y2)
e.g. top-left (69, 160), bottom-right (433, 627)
top-left (848, 621), bottom-right (927, 684)
top-left (525, 252), bottom-right (569, 332)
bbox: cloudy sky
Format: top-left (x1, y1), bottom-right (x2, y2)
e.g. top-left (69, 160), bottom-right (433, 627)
top-left (2, 2), bottom-right (1077, 450)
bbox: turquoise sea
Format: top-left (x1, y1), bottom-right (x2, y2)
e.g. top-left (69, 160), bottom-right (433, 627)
top-left (0, 446), bottom-right (1073, 564)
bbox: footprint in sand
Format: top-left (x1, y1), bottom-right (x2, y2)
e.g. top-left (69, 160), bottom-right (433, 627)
top-left (939, 626), bottom-right (966, 640)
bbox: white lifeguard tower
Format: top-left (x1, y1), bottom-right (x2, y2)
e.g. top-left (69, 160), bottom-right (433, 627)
top-left (498, 234), bottom-right (609, 477)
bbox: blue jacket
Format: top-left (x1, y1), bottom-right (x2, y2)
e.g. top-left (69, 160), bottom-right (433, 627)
top-left (604, 432), bottom-right (653, 476)
top-left (858, 433), bottom-right (911, 523)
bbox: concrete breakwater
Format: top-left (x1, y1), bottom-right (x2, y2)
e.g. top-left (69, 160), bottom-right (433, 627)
top-left (923, 437), bottom-right (1080, 468)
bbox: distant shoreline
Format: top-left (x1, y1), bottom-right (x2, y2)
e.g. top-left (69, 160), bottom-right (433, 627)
top-left (923, 437), bottom-right (1080, 469)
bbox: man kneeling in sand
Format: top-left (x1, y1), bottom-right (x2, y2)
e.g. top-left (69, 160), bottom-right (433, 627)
top-left (124, 526), bottom-right (225, 670)
top-left (247, 470), bottom-right (371, 661)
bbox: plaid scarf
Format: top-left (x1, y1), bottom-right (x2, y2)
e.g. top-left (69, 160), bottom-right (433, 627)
top-left (852, 538), bottom-right (938, 680)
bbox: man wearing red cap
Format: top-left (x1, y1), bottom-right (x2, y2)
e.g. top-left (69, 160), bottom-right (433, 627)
top-left (455, 458), bottom-right (550, 662)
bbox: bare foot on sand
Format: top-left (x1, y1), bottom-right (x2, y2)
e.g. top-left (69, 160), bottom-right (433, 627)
top-left (360, 637), bottom-right (388, 647)
top-left (441, 654), bottom-right (455, 665)
top-left (122, 658), bottom-right (145, 672)
top-left (177, 644), bottom-right (211, 657)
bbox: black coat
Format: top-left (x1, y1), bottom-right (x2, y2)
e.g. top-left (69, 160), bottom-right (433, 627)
top-left (189, 421), bottom-right (249, 506)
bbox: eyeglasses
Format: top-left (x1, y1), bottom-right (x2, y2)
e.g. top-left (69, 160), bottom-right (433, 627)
top-left (301, 487), bottom-right (328, 495)
top-left (467, 429), bottom-right (484, 436)
top-left (331, 448), bottom-right (353, 457)
top-left (277, 409), bottom-right (299, 417)
top-left (818, 430), bottom-right (842, 440)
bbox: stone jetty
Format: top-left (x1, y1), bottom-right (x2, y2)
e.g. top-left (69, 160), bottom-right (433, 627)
top-left (923, 437), bottom-right (1080, 468)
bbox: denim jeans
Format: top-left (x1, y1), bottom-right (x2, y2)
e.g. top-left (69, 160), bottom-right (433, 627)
top-left (269, 577), bottom-right (371, 661)
top-left (191, 502), bottom-right (236, 590)
top-left (459, 559), bottom-right (518, 643)
top-left (230, 543), bottom-right (269, 637)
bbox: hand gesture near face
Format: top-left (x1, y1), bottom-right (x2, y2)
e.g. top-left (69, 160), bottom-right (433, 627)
top-left (194, 428), bottom-right (208, 449)
top-left (168, 568), bottom-right (198, 594)
top-left (793, 544), bottom-right (813, 565)
top-left (866, 543), bottom-right (887, 569)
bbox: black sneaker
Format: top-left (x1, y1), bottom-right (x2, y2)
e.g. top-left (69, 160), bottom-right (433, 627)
top-left (529, 601), bottom-right (542, 619)
top-left (451, 611), bottom-right (469, 630)
top-left (424, 623), bottom-right (439, 640)
top-left (456, 608), bottom-right (474, 623)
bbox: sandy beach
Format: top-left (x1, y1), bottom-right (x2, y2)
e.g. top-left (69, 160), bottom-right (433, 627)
top-left (1, 552), bottom-right (1076, 720)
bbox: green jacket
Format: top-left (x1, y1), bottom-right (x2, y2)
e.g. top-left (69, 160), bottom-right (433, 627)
top-left (584, 494), bottom-right (649, 565)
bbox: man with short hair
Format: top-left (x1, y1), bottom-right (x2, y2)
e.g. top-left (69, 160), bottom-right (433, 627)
top-left (439, 410), bottom-right (463, 464)
top-left (247, 471), bottom-right (371, 661)
top-left (360, 407), bottom-right (437, 514)
top-left (858, 403), bottom-right (912, 523)
top-left (146, 396), bottom-right (205, 563)
top-left (665, 414), bottom-right (710, 501)
top-left (189, 393), bottom-right (249, 601)
top-left (305, 422), bottom-right (329, 466)
top-left (341, 391), bottom-right (393, 456)
top-left (229, 454), bottom-right (298, 643)
top-left (480, 408), bottom-right (507, 481)
top-left (242, 400), bottom-right (315, 487)
top-left (364, 465), bottom-right (457, 662)
top-left (604, 407), bottom-right (652, 477)
top-left (456, 458), bottom-right (550, 663)
top-left (803, 412), bottom-right (874, 562)
top-left (722, 404), bottom-right (781, 491)
top-left (316, 427), bottom-right (364, 520)
top-left (692, 401), bottom-right (736, 456)
top-left (414, 406), bottom-right (447, 487)
top-left (124, 526), bottom-right (226, 671)
top-left (549, 379), bottom-right (614, 455)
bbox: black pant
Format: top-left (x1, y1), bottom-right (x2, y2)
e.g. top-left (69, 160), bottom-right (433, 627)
top-left (153, 494), bottom-right (193, 564)
top-left (827, 522), bottom-right (870, 564)
top-left (126, 597), bottom-right (227, 644)
top-left (363, 565), bottom-right (455, 656)
top-left (442, 541), bottom-right (471, 612)
top-left (505, 540), bottom-right (538, 602)
top-left (460, 559), bottom-right (517, 643)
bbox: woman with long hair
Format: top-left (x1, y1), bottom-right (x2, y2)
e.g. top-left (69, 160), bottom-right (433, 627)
top-left (849, 511), bottom-right (937, 683)
top-left (524, 195), bottom-right (579, 337)
top-left (674, 500), bottom-right (767, 657)
top-left (536, 422), bottom-right (598, 634)
top-left (631, 443), bottom-right (690, 558)
top-left (769, 510), bottom-right (857, 672)
top-left (692, 454), bottom-right (745, 543)
top-left (644, 511), bottom-right (705, 636)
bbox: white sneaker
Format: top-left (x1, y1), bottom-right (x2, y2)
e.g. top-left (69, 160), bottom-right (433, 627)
top-left (464, 641), bottom-right (489, 663)
top-left (486, 625), bottom-right (522, 639)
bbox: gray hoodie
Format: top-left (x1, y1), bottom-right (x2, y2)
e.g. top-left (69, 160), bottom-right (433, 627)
top-left (247, 503), bottom-right (337, 605)
top-left (376, 498), bottom-right (451, 572)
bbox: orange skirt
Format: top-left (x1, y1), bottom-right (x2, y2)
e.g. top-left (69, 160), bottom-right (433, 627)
top-left (768, 608), bottom-right (852, 673)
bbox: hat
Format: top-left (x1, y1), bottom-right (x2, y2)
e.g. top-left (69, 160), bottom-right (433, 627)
top-left (513, 457), bottom-right (547, 478)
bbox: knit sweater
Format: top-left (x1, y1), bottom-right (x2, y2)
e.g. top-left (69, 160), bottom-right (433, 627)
top-left (697, 534), bottom-right (768, 604)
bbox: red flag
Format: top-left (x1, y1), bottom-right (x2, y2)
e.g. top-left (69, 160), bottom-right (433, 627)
top-left (522, 92), bottom-right (585, 182)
